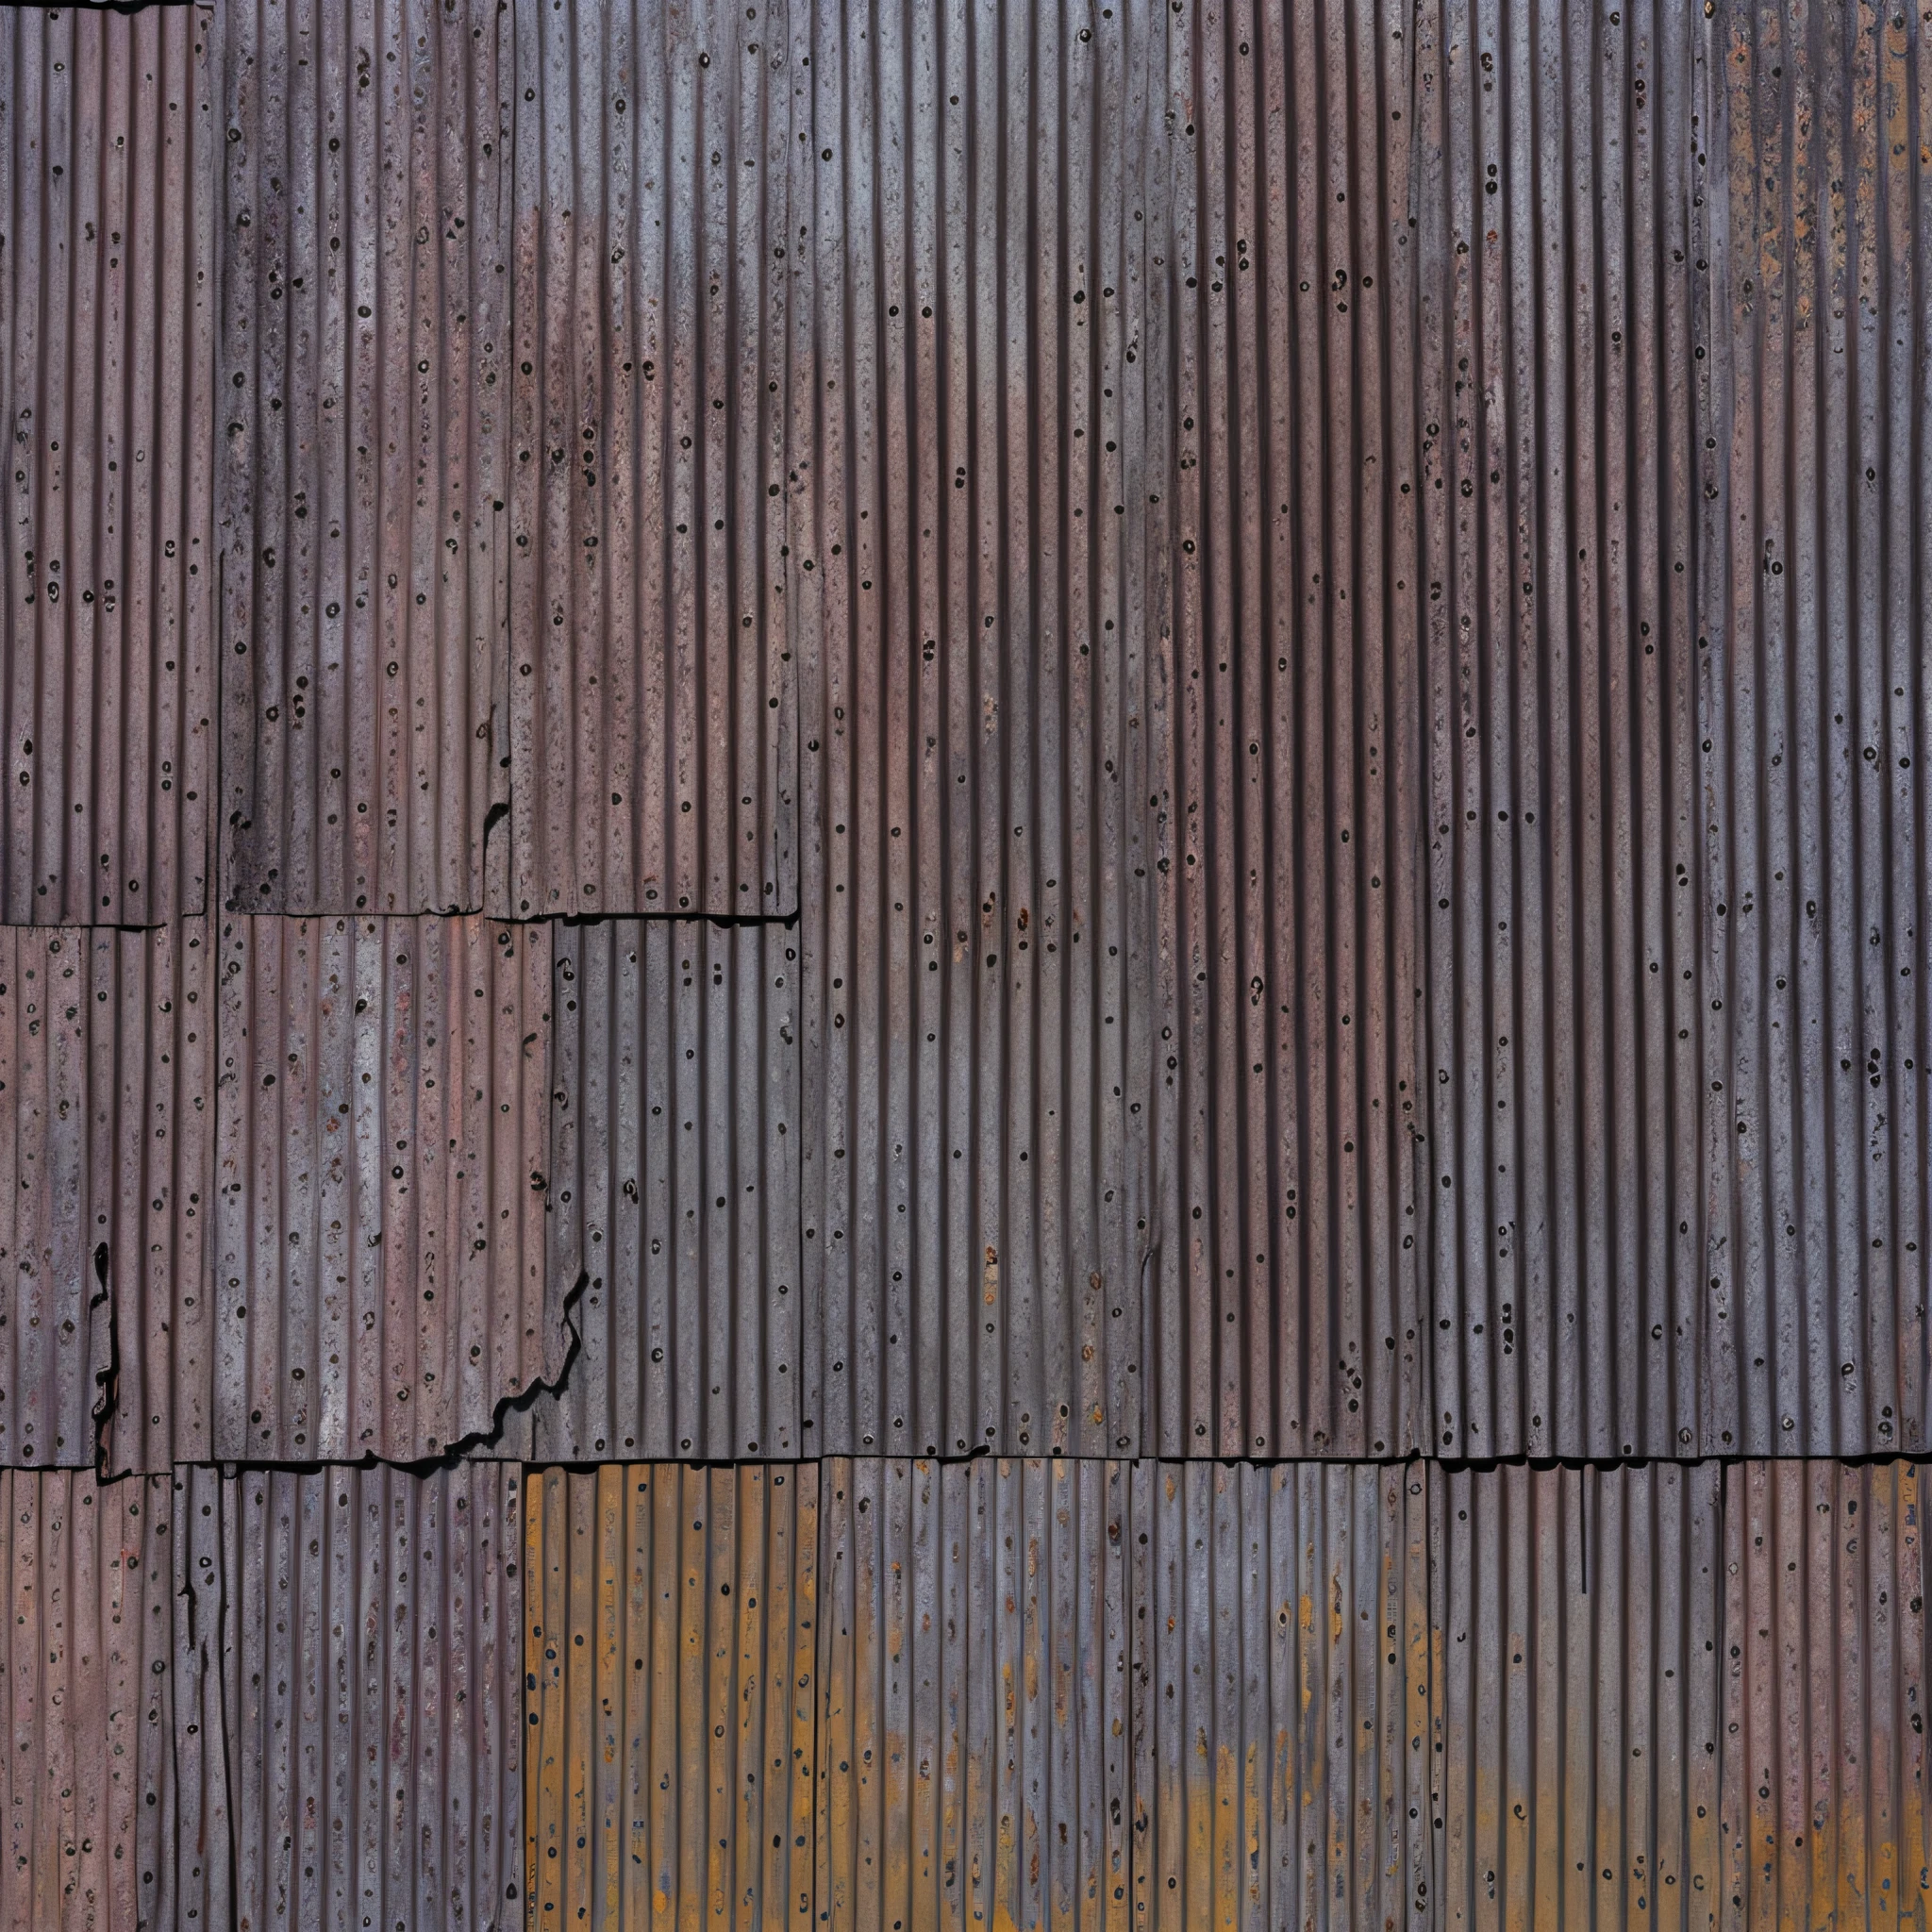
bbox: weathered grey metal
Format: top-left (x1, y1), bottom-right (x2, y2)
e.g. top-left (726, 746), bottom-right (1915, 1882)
top-left (815, 1457), bottom-right (1136, 1932)
top-left (0, 2), bottom-right (214, 925)
top-left (0, 1468), bottom-right (225, 1932)
top-left (501, 0), bottom-right (796, 920)
top-left (214, 0), bottom-right (513, 919)
top-left (0, 924), bottom-right (213, 1473)
top-left (1430, 1460), bottom-right (1727, 1932)
top-left (524, 1460), bottom-right (818, 1932)
top-left (1145, 0), bottom-right (1431, 1461)
top-left (794, 0), bottom-right (1157, 1463)
top-left (202, 1458), bottom-right (525, 1932)
top-left (212, 914), bottom-right (556, 1463)
top-left (1133, 1458), bottom-right (1432, 1932)
top-left (506, 918), bottom-right (802, 1463)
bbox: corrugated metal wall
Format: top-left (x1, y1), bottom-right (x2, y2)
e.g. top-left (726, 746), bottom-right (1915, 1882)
top-left (215, 0), bottom-right (513, 919)
top-left (4, 0), bottom-right (1932, 1924)
top-left (0, 3), bottom-right (215, 927)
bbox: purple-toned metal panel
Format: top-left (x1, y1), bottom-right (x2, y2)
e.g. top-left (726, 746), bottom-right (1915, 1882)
top-left (1722, 1459), bottom-right (1932, 1932)
top-left (0, 924), bottom-right (213, 1474)
top-left (215, 0), bottom-right (513, 919)
top-left (0, 1469), bottom-right (225, 1932)
top-left (794, 0), bottom-right (1156, 1463)
top-left (1430, 1460), bottom-right (1727, 1932)
top-left (506, 918), bottom-right (801, 1463)
top-left (1133, 1459), bottom-right (1432, 1932)
top-left (205, 1458), bottom-right (524, 1932)
top-left (0, 3), bottom-right (214, 925)
top-left (1692, 0), bottom-right (1932, 1457)
top-left (212, 914), bottom-right (556, 1463)
top-left (1146, 0), bottom-right (1431, 1461)
top-left (815, 1457), bottom-right (1135, 1932)
top-left (502, 0), bottom-right (795, 920)
top-left (524, 1460), bottom-right (818, 1932)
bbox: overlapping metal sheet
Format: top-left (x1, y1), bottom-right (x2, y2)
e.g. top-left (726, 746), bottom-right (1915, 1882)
top-left (523, 1461), bottom-right (818, 1932)
top-left (0, 2), bottom-right (214, 925)
top-left (214, 0), bottom-right (513, 918)
top-left (1722, 1459), bottom-right (1932, 1932)
top-left (1133, 1459), bottom-right (1432, 1932)
top-left (508, 918), bottom-right (801, 1463)
top-left (0, 1468), bottom-right (225, 1932)
top-left (815, 1457), bottom-right (1135, 1932)
top-left (212, 914), bottom-right (557, 1463)
top-left (0, 924), bottom-right (212, 1474)
top-left (502, 0), bottom-right (796, 920)
top-left (795, 0), bottom-right (1156, 1462)
top-left (202, 1457), bottom-right (525, 1932)
top-left (1146, 0), bottom-right (1430, 1461)
top-left (1692, 0), bottom-right (1932, 1458)
top-left (1429, 1460), bottom-right (1727, 1932)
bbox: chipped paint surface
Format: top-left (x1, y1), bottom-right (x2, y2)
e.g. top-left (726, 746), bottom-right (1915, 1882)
top-left (0, 3), bottom-right (215, 926)
top-left (525, 1461), bottom-right (818, 1932)
top-left (212, 914), bottom-right (556, 1462)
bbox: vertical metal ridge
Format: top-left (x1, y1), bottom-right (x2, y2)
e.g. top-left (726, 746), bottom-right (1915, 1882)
top-left (506, 918), bottom-right (802, 1464)
top-left (503, 0), bottom-right (796, 921)
top-left (0, 3), bottom-right (215, 925)
top-left (1149, 0), bottom-right (1430, 1461)
top-left (796, 0), bottom-right (1156, 1465)
top-left (1694, 0), bottom-right (1931, 1458)
top-left (524, 1460), bottom-right (820, 1932)
top-left (0, 1468), bottom-right (221, 1932)
top-left (215, 0), bottom-right (514, 919)
top-left (212, 913), bottom-right (555, 1464)
top-left (0, 924), bottom-right (214, 1474)
top-left (211, 1458), bottom-right (525, 1932)
top-left (814, 1457), bottom-right (1136, 1932)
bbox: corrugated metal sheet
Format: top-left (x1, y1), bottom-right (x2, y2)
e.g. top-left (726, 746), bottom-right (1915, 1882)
top-left (508, 918), bottom-right (801, 1463)
top-left (1429, 1460), bottom-right (1727, 1932)
top-left (523, 1460), bottom-right (818, 1932)
top-left (0, 1468), bottom-right (225, 1932)
top-left (1146, 0), bottom-right (1431, 1463)
top-left (202, 1457), bottom-right (525, 1932)
top-left (0, 924), bottom-right (212, 1474)
top-left (215, 0), bottom-right (513, 918)
top-left (1723, 1458), bottom-right (1932, 1932)
top-left (1693, 0), bottom-right (1932, 1458)
top-left (0, 1), bottom-right (214, 925)
top-left (1411, 0), bottom-right (1715, 1461)
top-left (1134, 1458), bottom-right (1432, 1932)
top-left (795, 0), bottom-right (1156, 1462)
top-left (212, 914), bottom-right (558, 1463)
top-left (815, 1457), bottom-right (1135, 1932)
top-left (502, 0), bottom-right (796, 920)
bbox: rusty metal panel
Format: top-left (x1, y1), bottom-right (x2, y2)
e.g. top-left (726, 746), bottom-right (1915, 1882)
top-left (212, 913), bottom-right (558, 1463)
top-left (0, 924), bottom-right (214, 1473)
top-left (795, 0), bottom-right (1156, 1463)
top-left (1133, 1459), bottom-right (1432, 1932)
top-left (501, 0), bottom-right (795, 920)
top-left (524, 1461), bottom-right (819, 1932)
top-left (1723, 1459), bottom-right (1932, 1932)
top-left (202, 1457), bottom-right (524, 1932)
top-left (1691, 0), bottom-right (1932, 1457)
top-left (814, 1457), bottom-right (1134, 1932)
top-left (0, 2), bottom-right (214, 924)
top-left (507, 918), bottom-right (801, 1463)
top-left (215, 0), bottom-right (513, 917)
top-left (1146, 0), bottom-right (1431, 1461)
top-left (1429, 1460), bottom-right (1727, 1932)
top-left (0, 1468), bottom-right (225, 1932)
top-left (1410, 0), bottom-right (1715, 1460)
